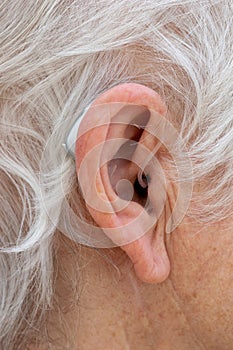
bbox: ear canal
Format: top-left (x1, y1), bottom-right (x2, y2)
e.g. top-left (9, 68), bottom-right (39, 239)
top-left (106, 105), bottom-right (151, 205)
top-left (75, 83), bottom-right (170, 284)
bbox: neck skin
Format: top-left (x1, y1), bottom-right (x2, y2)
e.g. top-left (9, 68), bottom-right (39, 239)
top-left (30, 215), bottom-right (233, 350)
top-left (61, 247), bottom-right (203, 350)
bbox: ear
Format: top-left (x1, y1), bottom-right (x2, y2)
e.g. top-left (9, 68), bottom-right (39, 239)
top-left (75, 83), bottom-right (170, 284)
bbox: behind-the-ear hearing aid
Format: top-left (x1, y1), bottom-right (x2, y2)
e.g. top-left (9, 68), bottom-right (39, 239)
top-left (62, 104), bottom-right (91, 158)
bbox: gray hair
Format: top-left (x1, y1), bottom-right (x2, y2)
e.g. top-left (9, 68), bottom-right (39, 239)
top-left (0, 0), bottom-right (232, 348)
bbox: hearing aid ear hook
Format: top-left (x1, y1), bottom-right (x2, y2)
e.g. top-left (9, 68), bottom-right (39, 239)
top-left (62, 104), bottom-right (91, 159)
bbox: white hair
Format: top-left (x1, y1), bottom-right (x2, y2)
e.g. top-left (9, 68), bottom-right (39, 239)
top-left (0, 0), bottom-right (232, 348)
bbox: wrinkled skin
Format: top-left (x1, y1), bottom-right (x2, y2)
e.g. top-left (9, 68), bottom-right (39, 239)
top-left (32, 214), bottom-right (233, 350)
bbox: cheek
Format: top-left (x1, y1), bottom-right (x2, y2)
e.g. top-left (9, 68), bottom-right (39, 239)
top-left (168, 221), bottom-right (233, 349)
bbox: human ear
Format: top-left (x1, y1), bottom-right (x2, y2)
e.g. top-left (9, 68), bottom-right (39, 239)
top-left (75, 83), bottom-right (170, 284)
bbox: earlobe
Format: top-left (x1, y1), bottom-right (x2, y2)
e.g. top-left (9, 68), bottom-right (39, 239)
top-left (75, 83), bottom-right (170, 284)
top-left (121, 216), bottom-right (170, 284)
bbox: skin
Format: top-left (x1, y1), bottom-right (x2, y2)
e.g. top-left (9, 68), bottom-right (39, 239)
top-left (30, 84), bottom-right (233, 349)
top-left (40, 216), bottom-right (233, 350)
